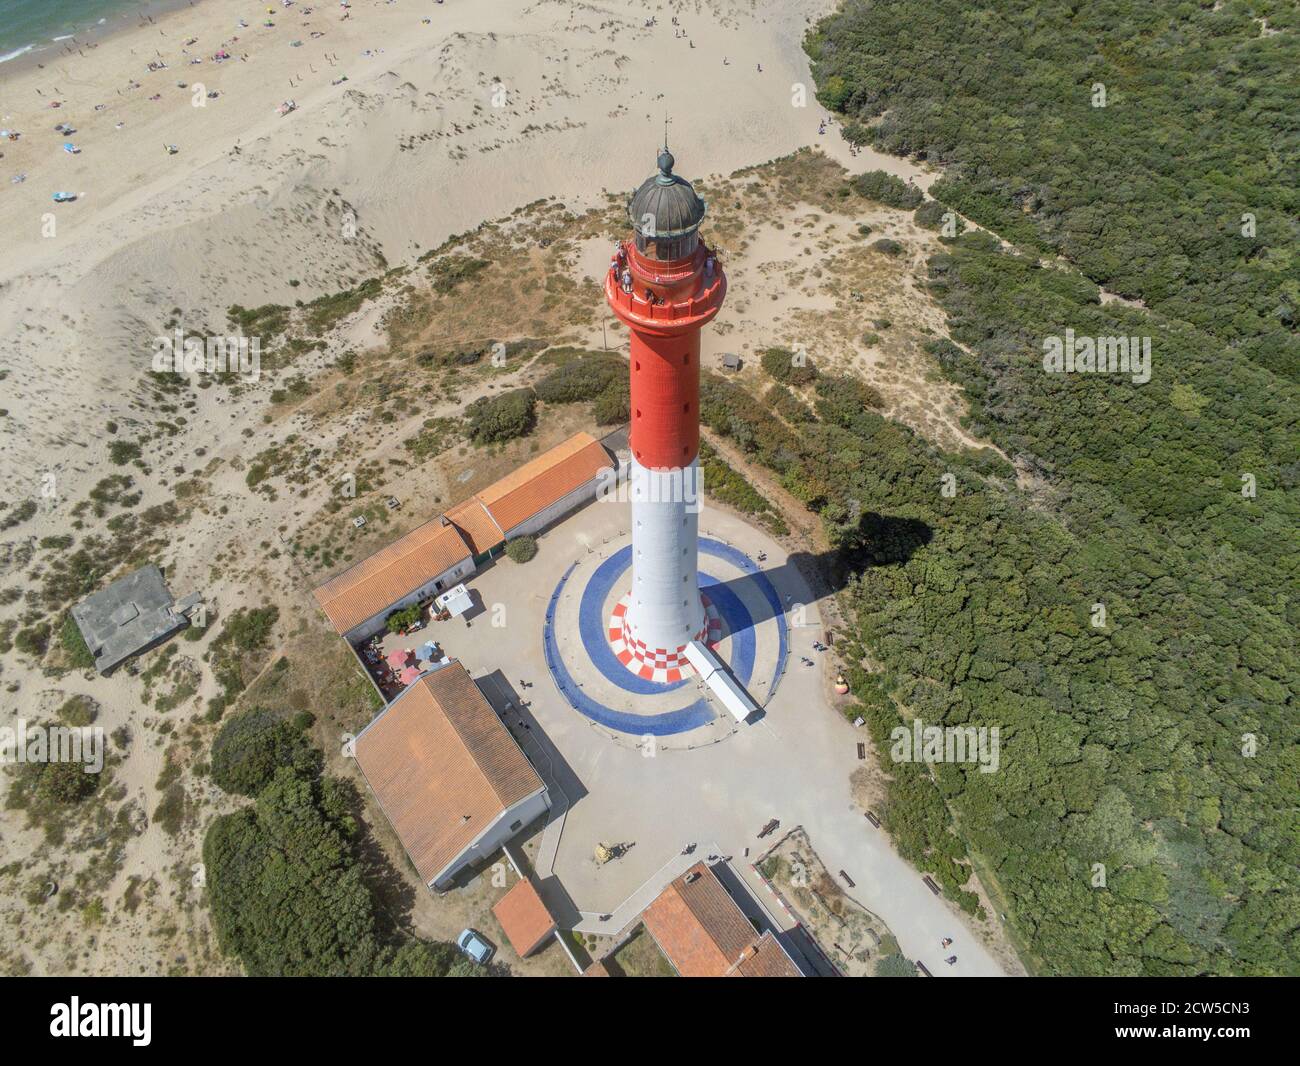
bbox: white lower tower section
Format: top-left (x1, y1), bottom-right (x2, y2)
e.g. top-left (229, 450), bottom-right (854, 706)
top-left (626, 457), bottom-right (703, 652)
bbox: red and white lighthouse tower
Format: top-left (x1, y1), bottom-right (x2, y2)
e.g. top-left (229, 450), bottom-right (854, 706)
top-left (605, 148), bottom-right (727, 665)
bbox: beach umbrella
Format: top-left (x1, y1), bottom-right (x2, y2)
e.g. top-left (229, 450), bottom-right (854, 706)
top-left (386, 648), bottom-right (408, 669)
top-left (418, 641), bottom-right (437, 662)
top-left (399, 666), bottom-right (421, 686)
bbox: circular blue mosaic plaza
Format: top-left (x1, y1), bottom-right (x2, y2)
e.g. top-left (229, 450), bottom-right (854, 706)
top-left (542, 538), bottom-right (788, 737)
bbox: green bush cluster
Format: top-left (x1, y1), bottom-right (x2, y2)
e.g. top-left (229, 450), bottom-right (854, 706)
top-left (428, 255), bottom-right (490, 295)
top-left (206, 606), bottom-right (280, 720)
top-left (505, 536), bottom-right (538, 564)
top-left (533, 351), bottom-right (629, 425)
top-left (204, 723), bottom-right (475, 975)
top-left (210, 706), bottom-right (321, 797)
top-left (466, 388), bottom-right (537, 444)
top-left (698, 212), bottom-right (1300, 973)
top-left (850, 169), bottom-right (923, 209)
top-left (385, 605), bottom-right (421, 633)
top-left (759, 347), bottom-right (818, 387)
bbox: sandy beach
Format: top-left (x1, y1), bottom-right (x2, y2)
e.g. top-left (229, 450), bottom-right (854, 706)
top-left (0, 0), bottom-right (927, 483)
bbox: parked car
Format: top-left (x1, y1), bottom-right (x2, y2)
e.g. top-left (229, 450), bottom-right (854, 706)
top-left (456, 928), bottom-right (494, 966)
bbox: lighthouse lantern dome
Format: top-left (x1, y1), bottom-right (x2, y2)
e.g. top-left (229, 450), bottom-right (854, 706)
top-left (628, 148), bottom-right (706, 261)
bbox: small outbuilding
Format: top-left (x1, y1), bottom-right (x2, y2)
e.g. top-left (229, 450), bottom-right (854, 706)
top-left (70, 564), bottom-right (199, 674)
top-left (492, 877), bottom-right (557, 958)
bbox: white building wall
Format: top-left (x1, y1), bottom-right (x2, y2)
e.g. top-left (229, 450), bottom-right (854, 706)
top-left (432, 788), bottom-right (551, 890)
top-left (500, 475), bottom-right (605, 541)
top-left (343, 556), bottom-right (475, 642)
top-left (626, 457), bottom-right (703, 651)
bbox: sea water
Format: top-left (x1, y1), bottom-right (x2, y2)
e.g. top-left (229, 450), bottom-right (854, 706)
top-left (0, 0), bottom-right (195, 67)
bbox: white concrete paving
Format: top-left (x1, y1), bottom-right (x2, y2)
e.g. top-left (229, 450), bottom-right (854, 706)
top-left (443, 497), bottom-right (1007, 976)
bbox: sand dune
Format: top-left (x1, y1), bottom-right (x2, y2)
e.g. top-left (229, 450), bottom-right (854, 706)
top-left (0, 0), bottom-right (926, 488)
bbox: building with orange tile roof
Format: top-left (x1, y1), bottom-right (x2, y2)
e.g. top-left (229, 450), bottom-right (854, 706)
top-left (732, 931), bottom-right (803, 977)
top-left (312, 518), bottom-right (473, 638)
top-left (641, 862), bottom-right (803, 977)
top-left (444, 497), bottom-right (505, 559)
top-left (311, 432), bottom-right (616, 639)
top-left (492, 877), bottom-right (557, 957)
top-left (353, 661), bottom-right (549, 891)
top-left (475, 432), bottom-right (615, 539)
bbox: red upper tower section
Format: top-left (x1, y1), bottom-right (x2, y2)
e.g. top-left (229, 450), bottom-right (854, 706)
top-left (605, 150), bottom-right (726, 470)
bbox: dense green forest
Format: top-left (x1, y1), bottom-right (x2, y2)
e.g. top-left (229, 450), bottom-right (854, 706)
top-left (776, 0), bottom-right (1299, 976)
top-left (807, 0), bottom-right (1299, 382)
top-left (703, 222), bottom-right (1297, 977)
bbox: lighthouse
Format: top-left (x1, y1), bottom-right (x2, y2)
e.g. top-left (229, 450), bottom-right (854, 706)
top-left (605, 148), bottom-right (727, 665)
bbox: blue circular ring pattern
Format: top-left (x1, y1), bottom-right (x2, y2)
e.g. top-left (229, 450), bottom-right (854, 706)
top-left (542, 538), bottom-right (788, 736)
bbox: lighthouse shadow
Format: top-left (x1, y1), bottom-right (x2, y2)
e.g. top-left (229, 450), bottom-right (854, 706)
top-left (708, 514), bottom-right (933, 633)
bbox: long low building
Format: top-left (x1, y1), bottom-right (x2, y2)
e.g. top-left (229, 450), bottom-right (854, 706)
top-left (352, 660), bottom-right (550, 891)
top-left (473, 431), bottom-right (614, 543)
top-left (312, 431), bottom-right (616, 639)
top-left (312, 518), bottom-right (475, 640)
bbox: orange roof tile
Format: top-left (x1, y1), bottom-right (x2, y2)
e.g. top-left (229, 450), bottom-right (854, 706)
top-left (492, 877), bottom-right (556, 957)
top-left (444, 497), bottom-right (505, 557)
top-left (475, 432), bottom-right (613, 535)
top-left (642, 862), bottom-right (801, 977)
top-left (732, 931), bottom-right (802, 978)
top-left (312, 519), bottom-right (471, 634)
top-left (353, 662), bottom-right (544, 886)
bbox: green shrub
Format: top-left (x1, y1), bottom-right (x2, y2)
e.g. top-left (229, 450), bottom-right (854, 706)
top-left (592, 381), bottom-right (630, 425)
top-left (108, 441), bottom-right (141, 466)
top-left (207, 607), bottom-right (280, 713)
top-left (875, 953), bottom-right (917, 977)
top-left (36, 760), bottom-right (100, 805)
top-left (851, 170), bottom-right (922, 209)
top-left (766, 384), bottom-right (815, 424)
top-left (871, 238), bottom-right (904, 256)
top-left (304, 279), bottom-right (383, 333)
top-left (760, 347), bottom-right (818, 387)
top-left (533, 353), bottom-right (624, 404)
top-left (153, 783), bottom-right (187, 836)
top-left (385, 605), bottom-right (421, 632)
top-left (429, 255), bottom-right (490, 295)
top-left (227, 303), bottom-right (289, 337)
top-left (505, 536), bottom-right (538, 563)
top-left (14, 622), bottom-right (51, 659)
top-left (58, 614), bottom-right (95, 670)
top-left (0, 499), bottom-right (37, 531)
top-left (210, 706), bottom-right (320, 797)
top-left (466, 389), bottom-right (536, 444)
top-left (57, 695), bottom-right (98, 727)
top-left (813, 374), bottom-right (885, 421)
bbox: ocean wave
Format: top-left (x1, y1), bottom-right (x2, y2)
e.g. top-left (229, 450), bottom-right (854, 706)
top-left (0, 44), bottom-right (34, 65)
